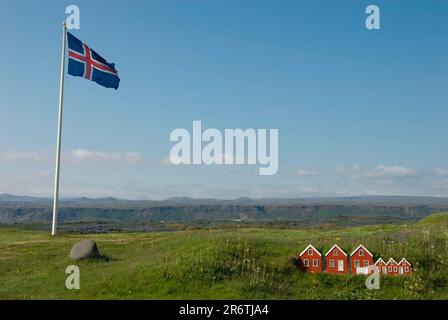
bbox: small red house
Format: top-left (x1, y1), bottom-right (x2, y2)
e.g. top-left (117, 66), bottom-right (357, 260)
top-left (398, 258), bottom-right (412, 276)
top-left (324, 244), bottom-right (348, 274)
top-left (350, 244), bottom-right (374, 274)
top-left (386, 258), bottom-right (399, 275)
top-left (374, 258), bottom-right (387, 274)
top-left (299, 244), bottom-right (322, 273)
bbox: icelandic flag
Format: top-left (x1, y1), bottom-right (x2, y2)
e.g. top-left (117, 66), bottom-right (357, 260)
top-left (67, 32), bottom-right (120, 89)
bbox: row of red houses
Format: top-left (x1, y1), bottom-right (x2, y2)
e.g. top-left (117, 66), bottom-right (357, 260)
top-left (299, 244), bottom-right (412, 276)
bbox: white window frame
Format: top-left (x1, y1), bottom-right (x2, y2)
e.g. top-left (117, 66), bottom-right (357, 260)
top-left (405, 267), bottom-right (409, 272)
top-left (304, 259), bottom-right (309, 267)
top-left (364, 260), bottom-right (369, 267)
top-left (354, 260), bottom-right (360, 267)
top-left (329, 260), bottom-right (335, 268)
top-left (359, 249), bottom-right (364, 256)
top-left (308, 249), bottom-right (313, 255)
top-left (313, 259), bottom-right (318, 267)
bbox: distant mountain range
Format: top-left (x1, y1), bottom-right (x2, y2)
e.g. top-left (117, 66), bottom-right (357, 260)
top-left (2, 193), bottom-right (448, 205)
top-left (1, 193), bottom-right (448, 223)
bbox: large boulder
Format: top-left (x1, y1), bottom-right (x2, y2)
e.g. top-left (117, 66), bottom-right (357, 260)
top-left (69, 240), bottom-right (100, 260)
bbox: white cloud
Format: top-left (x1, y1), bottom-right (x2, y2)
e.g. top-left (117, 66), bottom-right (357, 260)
top-left (366, 165), bottom-right (418, 178)
top-left (295, 169), bottom-right (319, 177)
top-left (337, 164), bottom-right (418, 178)
top-left (160, 155), bottom-right (183, 165)
top-left (336, 164), bottom-right (363, 176)
top-left (2, 150), bottom-right (445, 198)
top-left (301, 187), bottom-right (320, 193)
top-left (65, 149), bottom-right (142, 164)
top-left (435, 168), bottom-right (448, 177)
top-left (0, 149), bottom-right (144, 165)
top-left (0, 150), bottom-right (50, 162)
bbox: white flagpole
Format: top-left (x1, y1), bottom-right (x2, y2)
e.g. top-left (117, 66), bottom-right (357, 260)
top-left (52, 22), bottom-right (67, 236)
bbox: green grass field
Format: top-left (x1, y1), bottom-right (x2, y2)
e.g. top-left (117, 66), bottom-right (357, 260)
top-left (0, 213), bottom-right (447, 300)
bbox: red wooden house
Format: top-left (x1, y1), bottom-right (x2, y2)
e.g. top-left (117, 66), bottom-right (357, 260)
top-left (299, 244), bottom-right (322, 273)
top-left (324, 244), bottom-right (348, 274)
top-left (386, 258), bottom-right (399, 275)
top-left (374, 258), bottom-right (387, 274)
top-left (398, 258), bottom-right (412, 276)
top-left (350, 244), bottom-right (374, 274)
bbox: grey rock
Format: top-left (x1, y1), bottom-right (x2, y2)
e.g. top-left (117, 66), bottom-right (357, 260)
top-left (69, 240), bottom-right (100, 260)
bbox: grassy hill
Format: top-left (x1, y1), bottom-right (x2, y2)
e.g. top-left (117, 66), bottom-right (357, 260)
top-left (0, 213), bottom-right (447, 300)
top-left (419, 212), bottom-right (448, 225)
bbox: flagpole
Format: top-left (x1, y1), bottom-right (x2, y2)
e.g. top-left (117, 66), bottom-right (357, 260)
top-left (52, 22), bottom-right (67, 236)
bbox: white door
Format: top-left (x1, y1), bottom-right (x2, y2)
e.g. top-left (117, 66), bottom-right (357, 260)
top-left (337, 260), bottom-right (344, 271)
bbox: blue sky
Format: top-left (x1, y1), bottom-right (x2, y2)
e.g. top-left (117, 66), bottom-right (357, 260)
top-left (1, 0), bottom-right (447, 199)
